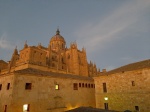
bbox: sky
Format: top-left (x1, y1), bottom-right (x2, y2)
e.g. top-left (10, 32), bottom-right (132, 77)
top-left (0, 0), bottom-right (150, 71)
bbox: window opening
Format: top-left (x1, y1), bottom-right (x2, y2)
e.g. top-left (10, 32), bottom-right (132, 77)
top-left (132, 81), bottom-right (135, 86)
top-left (79, 83), bottom-right (81, 87)
top-left (25, 83), bottom-right (32, 90)
top-left (103, 83), bottom-right (107, 93)
top-left (55, 84), bottom-right (59, 90)
top-left (68, 54), bottom-right (70, 59)
top-left (7, 83), bottom-right (10, 90)
top-left (85, 83), bottom-right (87, 88)
top-left (88, 84), bottom-right (90, 88)
top-left (0, 84), bottom-right (2, 90)
top-left (23, 104), bottom-right (30, 112)
top-left (104, 103), bottom-right (108, 110)
top-left (135, 106), bottom-right (139, 111)
top-left (91, 84), bottom-right (93, 88)
top-left (73, 83), bottom-right (78, 90)
top-left (4, 105), bottom-right (7, 112)
top-left (82, 83), bottom-right (84, 87)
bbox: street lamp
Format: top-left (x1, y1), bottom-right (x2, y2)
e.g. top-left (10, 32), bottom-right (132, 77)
top-left (104, 96), bottom-right (108, 101)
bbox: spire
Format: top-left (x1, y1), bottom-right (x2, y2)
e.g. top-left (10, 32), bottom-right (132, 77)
top-left (56, 27), bottom-right (60, 35)
top-left (13, 46), bottom-right (18, 55)
top-left (90, 61), bottom-right (92, 65)
top-left (82, 47), bottom-right (86, 53)
top-left (24, 40), bottom-right (28, 48)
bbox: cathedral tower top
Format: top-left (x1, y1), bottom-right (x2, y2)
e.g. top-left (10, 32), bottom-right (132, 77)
top-left (49, 29), bottom-right (66, 51)
top-left (56, 28), bottom-right (60, 35)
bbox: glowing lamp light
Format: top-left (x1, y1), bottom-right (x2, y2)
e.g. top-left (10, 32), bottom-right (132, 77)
top-left (104, 97), bottom-right (108, 101)
top-left (23, 104), bottom-right (28, 111)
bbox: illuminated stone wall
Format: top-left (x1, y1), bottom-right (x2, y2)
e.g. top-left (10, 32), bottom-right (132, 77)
top-left (0, 71), bottom-right (95, 112)
top-left (0, 74), bottom-right (14, 112)
top-left (94, 68), bottom-right (150, 112)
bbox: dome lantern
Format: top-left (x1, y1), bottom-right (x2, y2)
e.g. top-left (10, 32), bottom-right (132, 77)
top-left (56, 28), bottom-right (60, 35)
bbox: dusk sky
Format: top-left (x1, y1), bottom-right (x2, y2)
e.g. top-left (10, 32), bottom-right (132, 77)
top-left (0, 0), bottom-right (150, 71)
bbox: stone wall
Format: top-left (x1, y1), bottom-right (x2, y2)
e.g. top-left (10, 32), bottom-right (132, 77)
top-left (0, 72), bottom-right (95, 112)
top-left (0, 74), bottom-right (14, 112)
top-left (94, 68), bottom-right (150, 112)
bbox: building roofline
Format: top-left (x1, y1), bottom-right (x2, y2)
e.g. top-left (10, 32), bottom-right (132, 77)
top-left (15, 68), bottom-right (94, 81)
top-left (99, 59), bottom-right (150, 76)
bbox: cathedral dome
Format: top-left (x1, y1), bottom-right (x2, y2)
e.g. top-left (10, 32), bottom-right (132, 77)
top-left (49, 29), bottom-right (66, 51)
top-left (50, 29), bottom-right (66, 43)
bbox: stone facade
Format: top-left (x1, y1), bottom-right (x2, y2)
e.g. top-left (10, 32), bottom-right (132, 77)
top-left (0, 69), bottom-right (95, 112)
top-left (94, 60), bottom-right (150, 112)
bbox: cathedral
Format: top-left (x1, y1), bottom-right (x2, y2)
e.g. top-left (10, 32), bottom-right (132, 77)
top-left (3, 29), bottom-right (100, 77)
top-left (0, 29), bottom-right (149, 112)
top-left (0, 29), bottom-right (99, 112)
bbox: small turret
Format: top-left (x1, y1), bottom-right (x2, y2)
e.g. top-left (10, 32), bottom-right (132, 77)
top-left (38, 43), bottom-right (42, 49)
top-left (9, 47), bottom-right (19, 71)
top-left (90, 61), bottom-right (92, 65)
top-left (13, 46), bottom-right (18, 55)
top-left (70, 42), bottom-right (77, 49)
top-left (24, 40), bottom-right (28, 49)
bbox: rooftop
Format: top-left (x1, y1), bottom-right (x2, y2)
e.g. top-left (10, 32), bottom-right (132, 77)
top-left (103, 59), bottom-right (150, 75)
top-left (15, 68), bottom-right (93, 81)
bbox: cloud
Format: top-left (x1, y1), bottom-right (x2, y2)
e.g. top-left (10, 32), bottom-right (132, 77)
top-left (75, 0), bottom-right (150, 53)
top-left (0, 33), bottom-right (15, 50)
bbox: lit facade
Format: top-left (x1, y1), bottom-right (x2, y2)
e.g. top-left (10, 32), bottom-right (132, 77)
top-left (0, 29), bottom-right (150, 112)
top-left (0, 29), bottom-right (98, 112)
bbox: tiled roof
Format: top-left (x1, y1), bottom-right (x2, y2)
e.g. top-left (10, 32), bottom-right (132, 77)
top-left (65, 107), bottom-right (118, 112)
top-left (104, 59), bottom-right (150, 75)
top-left (15, 68), bottom-right (93, 81)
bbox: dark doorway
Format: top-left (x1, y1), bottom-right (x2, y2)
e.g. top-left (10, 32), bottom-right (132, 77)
top-left (104, 103), bottom-right (108, 110)
top-left (135, 106), bottom-right (139, 111)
